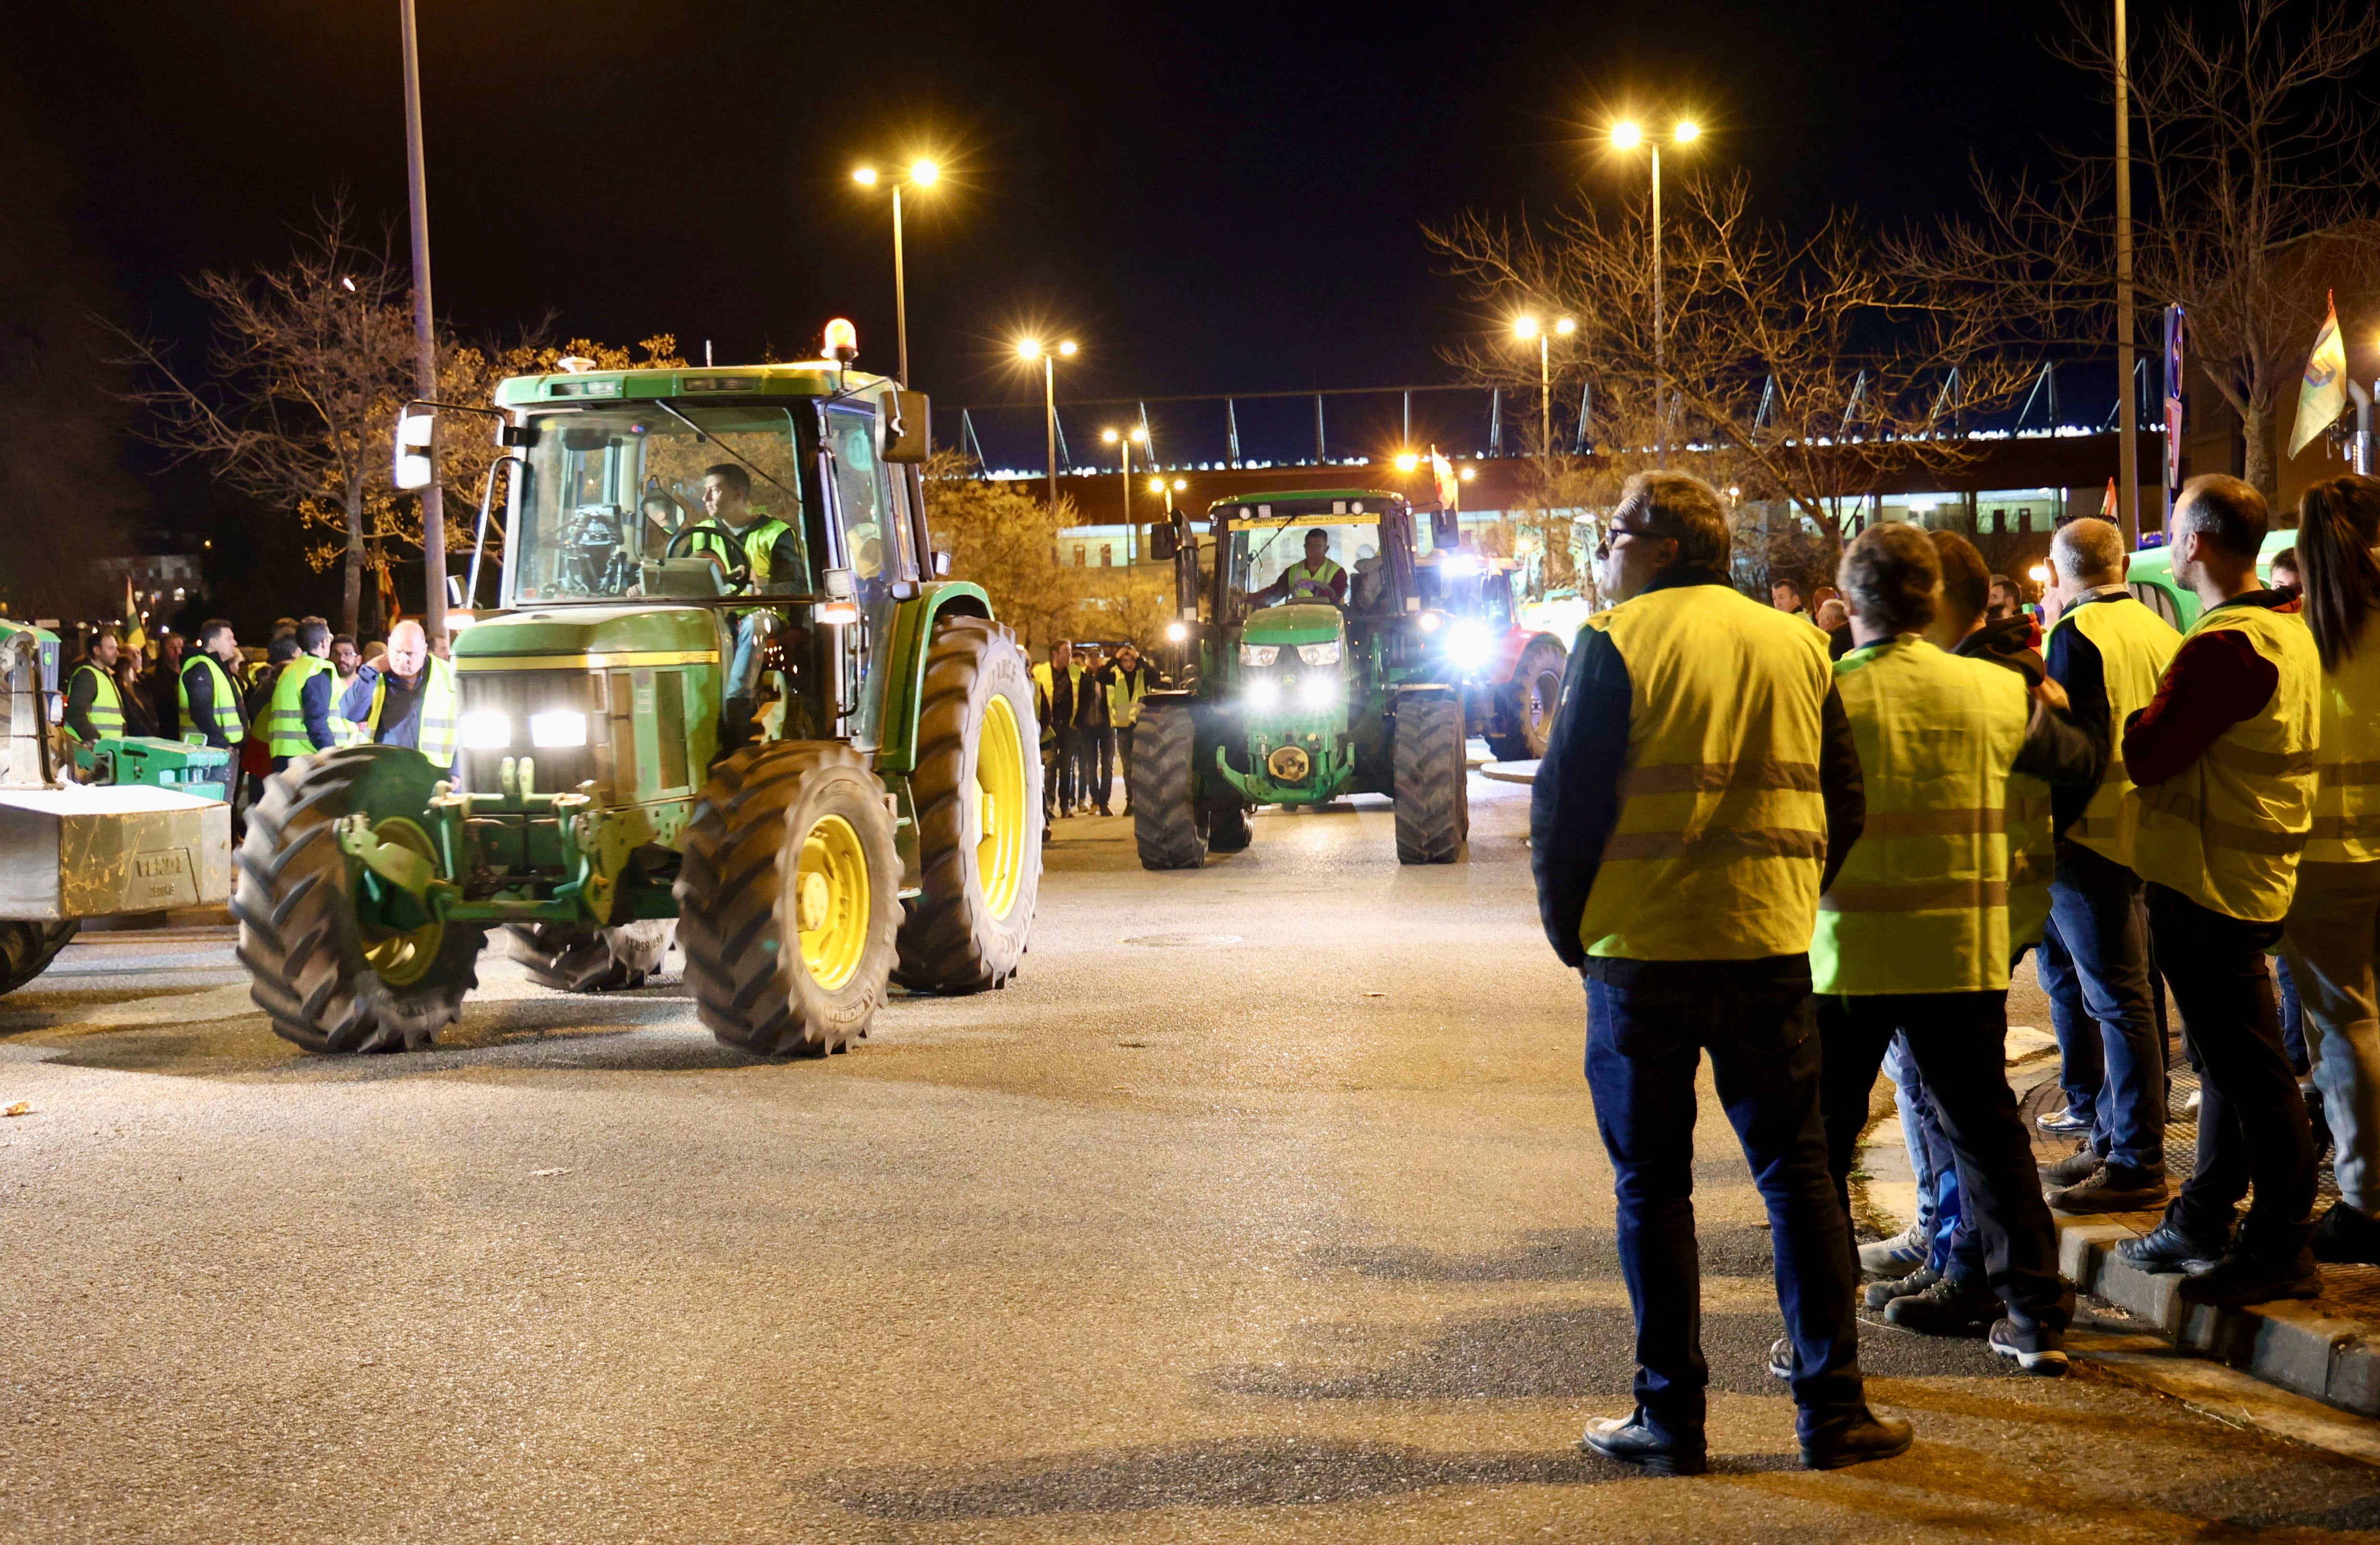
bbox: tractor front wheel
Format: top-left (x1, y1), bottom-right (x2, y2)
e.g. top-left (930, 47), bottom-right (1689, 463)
top-left (1128, 704), bottom-right (1207, 870)
top-left (506, 920), bottom-right (676, 993)
top-left (233, 746), bottom-right (485, 1053)
top-left (895, 617), bottom-right (1043, 993)
top-left (1204, 800), bottom-right (1252, 853)
top-left (677, 742), bottom-right (901, 1056)
top-left (1392, 693), bottom-right (1469, 865)
top-left (1486, 637), bottom-right (1568, 762)
top-left (0, 920), bottom-right (79, 996)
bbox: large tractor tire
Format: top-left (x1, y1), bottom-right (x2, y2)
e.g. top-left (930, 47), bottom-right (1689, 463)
top-left (895, 618), bottom-right (1043, 993)
top-left (0, 920), bottom-right (79, 996)
top-left (677, 741), bottom-right (901, 1056)
top-left (1392, 692), bottom-right (1469, 865)
top-left (233, 746), bottom-right (486, 1053)
top-left (1486, 635), bottom-right (1569, 762)
top-left (1204, 800), bottom-right (1252, 853)
top-left (1128, 703), bottom-right (1207, 870)
top-left (506, 920), bottom-right (675, 993)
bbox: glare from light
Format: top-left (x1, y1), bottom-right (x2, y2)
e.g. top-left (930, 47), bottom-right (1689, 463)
top-left (1555, 316), bottom-right (1578, 336)
top-left (1446, 618), bottom-right (1494, 669)
top-left (1674, 119), bottom-right (1702, 144)
top-left (1149, 477), bottom-right (1169, 493)
top-left (1442, 554), bottom-right (1482, 580)
top-left (852, 166), bottom-right (879, 186)
top-left (1058, 340), bottom-right (1078, 357)
top-left (1102, 427), bottom-right (1121, 443)
top-left (1246, 677), bottom-right (1280, 710)
top-left (1299, 674), bottom-right (1337, 709)
top-left (1612, 120), bottom-right (1644, 150)
top-left (1416, 611), bottom-right (1444, 634)
top-left (459, 711), bottom-right (511, 750)
top-left (1165, 621), bottom-right (1188, 642)
top-left (1172, 478), bottom-right (1186, 490)
top-left (530, 710), bottom-right (589, 749)
top-left (1017, 338), bottom-right (1042, 360)
top-left (2028, 563), bottom-right (2051, 584)
top-left (909, 159), bottom-right (940, 186)
top-left (1129, 425), bottom-right (1147, 443)
top-left (1393, 451), bottom-right (1420, 473)
top-left (1514, 315), bottom-right (1541, 340)
top-left (1458, 467), bottom-right (1477, 482)
top-left (817, 601), bottom-right (862, 625)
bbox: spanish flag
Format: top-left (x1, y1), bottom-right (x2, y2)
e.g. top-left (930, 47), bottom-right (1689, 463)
top-left (2289, 292), bottom-right (2349, 459)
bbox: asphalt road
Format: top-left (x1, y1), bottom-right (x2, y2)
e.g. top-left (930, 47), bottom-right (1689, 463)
top-left (3, 771), bottom-right (2377, 1543)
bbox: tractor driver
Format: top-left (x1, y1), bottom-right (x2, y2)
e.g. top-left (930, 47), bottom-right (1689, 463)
top-left (1260, 528), bottom-right (1348, 607)
top-left (691, 463), bottom-right (808, 740)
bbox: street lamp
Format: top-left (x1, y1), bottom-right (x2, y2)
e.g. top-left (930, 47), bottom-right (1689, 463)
top-left (1610, 118), bottom-right (1701, 466)
top-left (398, 0), bottom-right (446, 640)
top-left (1514, 314), bottom-right (1577, 462)
top-left (851, 158), bottom-right (941, 386)
top-left (1017, 338), bottom-right (1077, 515)
top-left (1101, 423), bottom-right (1148, 534)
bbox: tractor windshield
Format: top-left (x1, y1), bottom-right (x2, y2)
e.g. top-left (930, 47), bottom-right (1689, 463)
top-left (1222, 510), bottom-right (1387, 619)
top-left (509, 405), bottom-right (812, 604)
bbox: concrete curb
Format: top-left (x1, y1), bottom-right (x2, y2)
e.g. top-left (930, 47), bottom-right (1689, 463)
top-left (2056, 1214), bottom-right (2380, 1416)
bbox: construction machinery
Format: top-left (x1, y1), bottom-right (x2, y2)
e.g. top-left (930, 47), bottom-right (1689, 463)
top-left (233, 331), bottom-right (1042, 1056)
top-left (0, 620), bottom-right (233, 993)
top-left (1131, 488), bottom-right (1536, 868)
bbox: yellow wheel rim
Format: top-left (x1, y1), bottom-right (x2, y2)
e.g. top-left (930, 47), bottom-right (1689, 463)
top-left (359, 818), bottom-right (444, 988)
top-left (795, 814), bottom-right (870, 991)
top-left (971, 693), bottom-right (1029, 920)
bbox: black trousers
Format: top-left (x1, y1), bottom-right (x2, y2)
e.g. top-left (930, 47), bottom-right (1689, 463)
top-left (1819, 990), bottom-right (2072, 1332)
top-left (2146, 883), bottom-right (2317, 1257)
top-left (1048, 728), bottom-right (1078, 812)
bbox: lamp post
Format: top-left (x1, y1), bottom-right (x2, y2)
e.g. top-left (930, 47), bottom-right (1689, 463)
top-left (1612, 118), bottom-right (1698, 467)
top-left (2111, 0), bottom-right (2139, 547)
top-left (1101, 424), bottom-right (1147, 540)
top-left (1513, 314), bottom-right (1578, 461)
top-left (1017, 338), bottom-right (1077, 515)
top-left (399, 0), bottom-right (445, 641)
top-left (851, 159), bottom-right (940, 387)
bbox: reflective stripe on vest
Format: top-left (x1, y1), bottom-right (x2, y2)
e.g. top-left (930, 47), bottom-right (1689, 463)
top-left (266, 655), bottom-right (338, 758)
top-left (2051, 593), bottom-right (2182, 871)
top-left (2129, 603), bottom-right (2319, 923)
top-left (363, 656), bottom-right (461, 769)
top-left (72, 662), bottom-right (125, 739)
top-left (1576, 584), bottom-right (1834, 961)
top-left (2308, 611), bottom-right (2380, 864)
top-left (179, 655), bottom-right (244, 746)
top-left (1813, 636), bottom-right (2030, 995)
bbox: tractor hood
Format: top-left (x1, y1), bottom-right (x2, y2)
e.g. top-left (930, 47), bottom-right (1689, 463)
top-left (1242, 604), bottom-right (1344, 648)
top-left (455, 604), bottom-right (724, 668)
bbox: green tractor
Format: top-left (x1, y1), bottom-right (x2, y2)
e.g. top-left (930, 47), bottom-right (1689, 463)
top-left (233, 336), bottom-right (1043, 1056)
top-left (1131, 488), bottom-right (1545, 868)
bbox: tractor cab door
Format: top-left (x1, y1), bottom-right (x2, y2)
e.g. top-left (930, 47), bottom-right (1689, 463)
top-left (822, 402), bottom-right (910, 748)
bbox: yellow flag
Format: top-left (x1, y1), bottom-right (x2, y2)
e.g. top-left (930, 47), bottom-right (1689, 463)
top-left (2290, 293), bottom-right (2349, 459)
top-left (120, 576), bottom-right (148, 655)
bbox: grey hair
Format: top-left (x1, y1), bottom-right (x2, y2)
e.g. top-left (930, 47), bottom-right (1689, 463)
top-left (2052, 517), bottom-right (2126, 586)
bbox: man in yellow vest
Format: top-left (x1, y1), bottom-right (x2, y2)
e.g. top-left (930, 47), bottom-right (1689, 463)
top-left (327, 634), bottom-right (370, 748)
top-left (64, 629), bottom-right (126, 742)
top-left (1814, 526), bottom-right (2102, 1372)
top-left (1105, 643), bottom-right (1155, 814)
top-left (700, 463), bottom-right (806, 735)
top-left (2119, 475), bottom-right (2323, 1306)
top-left (1259, 528), bottom-right (1347, 606)
top-left (265, 617), bottom-right (340, 771)
top-left (1031, 641), bottom-right (1085, 820)
top-left (1533, 471), bottom-right (1909, 1474)
top-left (179, 619), bottom-right (248, 751)
top-left (336, 620), bottom-right (460, 769)
top-left (2027, 518), bottom-right (2184, 1214)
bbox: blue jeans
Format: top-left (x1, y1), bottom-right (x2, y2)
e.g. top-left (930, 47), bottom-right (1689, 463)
top-left (1885, 1037), bottom-right (1972, 1275)
top-left (2045, 842), bottom-right (2170, 1176)
top-left (1584, 959), bottom-right (1867, 1442)
top-left (2278, 955), bottom-right (2309, 1075)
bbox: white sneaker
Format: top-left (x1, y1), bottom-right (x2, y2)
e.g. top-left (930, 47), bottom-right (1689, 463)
top-left (1859, 1224), bottom-right (1928, 1278)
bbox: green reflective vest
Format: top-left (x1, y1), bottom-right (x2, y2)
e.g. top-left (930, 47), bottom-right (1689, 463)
top-left (178, 655), bottom-right (244, 746)
top-left (1109, 665), bottom-right (1149, 727)
top-left (2049, 592), bottom-right (2181, 872)
top-left (2307, 610), bottom-right (2380, 865)
top-left (267, 654), bottom-right (338, 759)
top-left (71, 662), bottom-right (124, 739)
top-left (1813, 635), bottom-right (2031, 995)
top-left (1282, 557), bottom-right (1344, 597)
top-left (362, 657), bottom-right (460, 770)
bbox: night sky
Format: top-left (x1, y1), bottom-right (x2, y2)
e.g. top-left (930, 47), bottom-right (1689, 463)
top-left (10, 0), bottom-right (2128, 420)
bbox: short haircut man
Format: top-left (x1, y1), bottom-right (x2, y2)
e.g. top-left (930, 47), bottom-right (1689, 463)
top-left (1839, 525), bottom-right (1939, 636)
top-left (1986, 574), bottom-right (2021, 619)
top-left (1772, 577), bottom-right (1806, 612)
top-left (1617, 471), bottom-right (1732, 570)
top-left (295, 618), bottom-right (332, 654)
top-left (199, 618), bottom-right (236, 651)
top-left (1930, 531), bottom-right (1992, 634)
top-left (2270, 546), bottom-right (2300, 586)
top-left (703, 463), bottom-right (752, 498)
top-left (2051, 517), bottom-right (2126, 588)
top-left (2175, 473), bottom-right (2269, 560)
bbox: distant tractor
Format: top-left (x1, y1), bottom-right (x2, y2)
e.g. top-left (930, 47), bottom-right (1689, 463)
top-left (1128, 488), bottom-right (1561, 869)
top-left (233, 331), bottom-right (1042, 1056)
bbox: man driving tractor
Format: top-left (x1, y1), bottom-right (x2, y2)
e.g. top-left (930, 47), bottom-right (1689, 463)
top-left (1256, 527), bottom-right (1347, 606)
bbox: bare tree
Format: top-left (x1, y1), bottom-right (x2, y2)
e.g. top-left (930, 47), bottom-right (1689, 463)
top-left (1914, 0), bottom-right (2380, 500)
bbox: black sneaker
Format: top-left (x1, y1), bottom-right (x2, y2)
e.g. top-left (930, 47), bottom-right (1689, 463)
top-left (1882, 1273), bottom-right (1998, 1337)
top-left (2049, 1165), bottom-right (2169, 1214)
top-left (2117, 1212), bottom-right (2230, 1274)
top-left (2178, 1250), bottom-right (2322, 1306)
top-left (2039, 1143), bottom-right (2103, 1188)
top-left (1580, 1412), bottom-right (1707, 1476)
top-left (1767, 1335), bottom-right (1793, 1381)
top-left (1800, 1409), bottom-right (1914, 1470)
top-left (2312, 1202), bottom-right (2380, 1266)
top-left (1864, 1263), bottom-right (1940, 1311)
top-left (1987, 1316), bottom-right (2071, 1376)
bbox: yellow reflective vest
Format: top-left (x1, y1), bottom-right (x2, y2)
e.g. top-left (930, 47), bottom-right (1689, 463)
top-left (331, 672), bottom-right (372, 746)
top-left (266, 654), bottom-right (338, 759)
top-left (2049, 591), bottom-right (2181, 872)
top-left (358, 657), bottom-right (460, 770)
top-left (2307, 610), bottom-right (2380, 865)
top-left (2130, 601), bottom-right (2319, 924)
top-left (178, 654), bottom-right (244, 746)
top-left (1813, 636), bottom-right (2031, 995)
top-left (70, 662), bottom-right (125, 739)
top-left (1282, 557), bottom-right (1344, 598)
top-left (1576, 583), bottom-right (1835, 961)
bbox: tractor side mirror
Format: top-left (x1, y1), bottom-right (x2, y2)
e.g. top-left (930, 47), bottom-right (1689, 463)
top-left (1150, 521), bottom-right (1181, 562)
top-left (932, 550), bottom-right (953, 577)
top-left (394, 409), bottom-right (436, 491)
top-left (1431, 506), bottom-right (1461, 549)
top-left (882, 390), bottom-right (931, 463)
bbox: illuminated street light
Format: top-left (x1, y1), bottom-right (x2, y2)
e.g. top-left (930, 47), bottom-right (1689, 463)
top-left (1517, 314), bottom-right (1578, 463)
top-left (1514, 315), bottom-right (1541, 340)
top-left (1017, 338), bottom-right (1078, 514)
top-left (1611, 120), bottom-right (1643, 150)
top-left (1102, 425), bottom-right (1148, 531)
top-left (1674, 119), bottom-right (1701, 143)
top-left (909, 159), bottom-right (940, 186)
top-left (1610, 117), bottom-right (1703, 466)
top-left (851, 156), bottom-right (944, 383)
top-left (851, 166), bottom-right (880, 186)
top-left (1393, 451), bottom-right (1420, 474)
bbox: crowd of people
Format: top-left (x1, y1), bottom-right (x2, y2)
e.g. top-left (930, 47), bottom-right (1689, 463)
top-left (1533, 467), bottom-right (2380, 1474)
top-left (1031, 638), bottom-right (1158, 825)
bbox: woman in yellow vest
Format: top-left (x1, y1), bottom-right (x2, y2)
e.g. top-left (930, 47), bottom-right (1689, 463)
top-left (2276, 476), bottom-right (2380, 1265)
top-left (2119, 474), bottom-right (2323, 1307)
top-left (1813, 526), bottom-right (2101, 1375)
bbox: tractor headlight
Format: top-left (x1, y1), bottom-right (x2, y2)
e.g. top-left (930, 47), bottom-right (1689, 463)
top-left (1416, 610), bottom-right (1445, 633)
top-left (530, 710), bottom-right (589, 748)
top-left (1239, 643), bottom-right (1279, 666)
top-left (1246, 677), bottom-right (1280, 710)
top-left (1445, 619), bottom-right (1494, 670)
top-left (1296, 640), bottom-right (1342, 666)
top-left (459, 710), bottom-right (512, 750)
top-left (1299, 674), bottom-right (1338, 709)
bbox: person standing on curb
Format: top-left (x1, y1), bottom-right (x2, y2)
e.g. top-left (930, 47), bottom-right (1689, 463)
top-left (1105, 643), bottom-right (1154, 814)
top-left (1534, 470), bottom-right (1909, 1475)
top-left (2118, 474), bottom-right (2322, 1306)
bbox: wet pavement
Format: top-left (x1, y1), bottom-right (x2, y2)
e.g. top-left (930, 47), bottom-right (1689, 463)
top-left (3, 773), bottom-right (2377, 1542)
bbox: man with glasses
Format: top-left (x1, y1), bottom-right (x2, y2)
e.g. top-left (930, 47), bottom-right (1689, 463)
top-left (1537, 471), bottom-right (1907, 1473)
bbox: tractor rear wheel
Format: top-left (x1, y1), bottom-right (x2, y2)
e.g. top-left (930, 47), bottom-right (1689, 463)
top-left (677, 741), bottom-right (900, 1056)
top-left (233, 746), bottom-right (486, 1053)
top-left (1128, 703), bottom-right (1207, 870)
top-left (506, 920), bottom-right (675, 993)
top-left (1486, 637), bottom-right (1568, 762)
top-left (895, 618), bottom-right (1043, 993)
top-left (1392, 693), bottom-right (1469, 865)
top-left (0, 920), bottom-right (78, 996)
